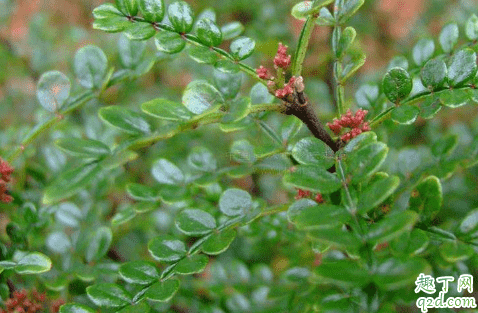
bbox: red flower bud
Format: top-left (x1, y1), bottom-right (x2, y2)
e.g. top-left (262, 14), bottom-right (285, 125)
top-left (256, 65), bottom-right (270, 79)
top-left (274, 42), bottom-right (291, 69)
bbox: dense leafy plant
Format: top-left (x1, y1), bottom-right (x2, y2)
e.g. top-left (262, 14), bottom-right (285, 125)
top-left (1, 0), bottom-right (478, 312)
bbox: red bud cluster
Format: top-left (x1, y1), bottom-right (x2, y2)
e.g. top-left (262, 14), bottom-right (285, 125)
top-left (0, 289), bottom-right (64, 313)
top-left (273, 43), bottom-right (291, 69)
top-left (294, 188), bottom-right (324, 204)
top-left (0, 158), bottom-right (14, 203)
top-left (275, 76), bottom-right (296, 98)
top-left (327, 109), bottom-right (371, 142)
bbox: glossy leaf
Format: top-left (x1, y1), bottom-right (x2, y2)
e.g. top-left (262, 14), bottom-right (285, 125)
top-left (86, 227), bottom-right (112, 263)
top-left (119, 261), bottom-right (159, 285)
top-left (391, 104), bottom-right (420, 125)
top-left (373, 257), bottom-right (430, 290)
top-left (447, 48), bottom-right (477, 86)
top-left (219, 188), bottom-right (252, 216)
top-left (382, 67), bottom-right (412, 103)
top-left (289, 204), bottom-right (350, 229)
top-left (214, 59), bottom-right (240, 73)
top-left (390, 229), bottom-right (429, 256)
top-left (148, 236), bottom-right (186, 262)
top-left (187, 146), bottom-right (216, 172)
top-left (141, 98), bottom-right (193, 121)
top-left (15, 252), bottom-right (52, 274)
top-left (59, 303), bottom-right (96, 313)
top-left (337, 0), bottom-right (365, 23)
top-left (291, 137), bottom-right (335, 169)
top-left (221, 21), bottom-right (244, 40)
top-left (342, 131), bottom-right (377, 153)
top-left (465, 14), bottom-right (478, 40)
top-left (431, 135), bottom-right (458, 157)
top-left (214, 70), bottom-right (242, 100)
top-left (196, 18), bottom-right (222, 46)
top-left (409, 176), bottom-right (442, 222)
top-left (151, 159), bottom-right (184, 185)
top-left (86, 283), bottom-right (132, 308)
top-left (55, 202), bottom-right (82, 227)
top-left (154, 31), bottom-right (186, 54)
top-left (420, 58), bottom-right (447, 90)
top-left (291, 0), bottom-right (335, 20)
top-left (440, 241), bottom-right (474, 262)
top-left (188, 45), bottom-right (217, 64)
top-left (74, 45), bottom-right (108, 89)
top-left (230, 139), bottom-right (256, 164)
top-left (116, 0), bottom-right (138, 16)
top-left (419, 97), bottom-right (441, 119)
top-left (174, 254), bottom-right (209, 275)
top-left (93, 16), bottom-right (131, 33)
top-left (357, 175), bottom-right (400, 214)
top-left (43, 162), bottom-right (102, 204)
top-left (230, 37), bottom-right (255, 60)
top-left (139, 0), bottom-right (165, 22)
top-left (175, 209), bottom-right (216, 236)
top-left (345, 142), bottom-right (388, 184)
top-left (111, 207), bottom-right (136, 225)
top-left (124, 22), bottom-right (156, 40)
top-left (355, 83), bottom-right (379, 109)
top-left (412, 38), bottom-right (435, 66)
top-left (118, 34), bottom-right (146, 68)
top-left (202, 229), bottom-right (236, 255)
top-left (339, 50), bottom-right (366, 82)
top-left (168, 1), bottom-right (194, 33)
top-left (93, 3), bottom-right (124, 18)
top-left (439, 89), bottom-right (471, 108)
top-left (182, 80), bottom-right (224, 114)
top-left (36, 71), bottom-right (71, 112)
top-left (365, 211), bottom-right (418, 245)
top-left (315, 260), bottom-right (370, 286)
top-left (336, 26), bottom-right (356, 58)
top-left (146, 279), bottom-right (180, 302)
top-left (55, 138), bottom-right (110, 159)
top-left (439, 23), bottom-right (459, 53)
top-left (459, 208), bottom-right (478, 237)
top-left (46, 232), bottom-right (72, 254)
top-left (99, 106), bottom-right (151, 134)
top-left (283, 165), bottom-right (342, 194)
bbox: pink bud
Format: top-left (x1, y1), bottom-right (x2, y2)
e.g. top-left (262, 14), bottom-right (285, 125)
top-left (256, 65), bottom-right (270, 79)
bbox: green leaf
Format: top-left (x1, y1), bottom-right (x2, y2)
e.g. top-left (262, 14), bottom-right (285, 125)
top-left (175, 209), bottom-right (216, 236)
top-left (87, 283), bottom-right (132, 308)
top-left (99, 106), bottom-right (151, 134)
top-left (55, 138), bottom-right (110, 159)
top-left (255, 154), bottom-right (292, 173)
top-left (187, 146), bottom-right (216, 172)
top-left (412, 38), bottom-right (435, 66)
top-left (168, 1), bottom-right (194, 33)
top-left (419, 97), bottom-right (441, 119)
top-left (182, 80), bottom-right (224, 114)
top-left (373, 257), bottom-right (430, 290)
top-left (382, 67), bottom-right (412, 103)
top-left (214, 70), bottom-right (242, 100)
top-left (174, 254), bottom-right (209, 275)
top-left (420, 58), bottom-right (447, 90)
top-left (202, 229), bottom-right (236, 255)
top-left (86, 227), bottom-right (112, 263)
top-left (139, 0), bottom-right (165, 22)
top-left (357, 175), bottom-right (400, 214)
top-left (355, 83), bottom-right (379, 109)
top-left (458, 208), bottom-right (478, 239)
top-left (391, 104), bottom-right (420, 125)
top-left (387, 55), bottom-right (408, 71)
top-left (465, 14), bottom-right (478, 40)
top-left (93, 3), bottom-right (124, 18)
top-left (432, 135), bottom-right (458, 157)
top-left (230, 37), bottom-right (255, 60)
top-left (141, 98), bottom-right (192, 121)
top-left (390, 229), bottom-right (429, 256)
top-left (145, 279), bottom-right (180, 302)
top-left (342, 131), bottom-right (377, 153)
top-left (118, 34), bottom-right (146, 68)
top-left (440, 241), bottom-right (474, 262)
top-left (148, 235), bottom-right (186, 262)
top-left (222, 97), bottom-right (250, 123)
top-left (447, 48), bottom-right (477, 87)
top-left (289, 204), bottom-right (350, 230)
top-left (116, 0), bottom-right (138, 16)
top-left (36, 71), bottom-right (71, 112)
top-left (188, 45), bottom-right (217, 64)
top-left (345, 142), bottom-right (388, 184)
top-left (43, 162), bottom-right (102, 204)
top-left (214, 59), bottom-right (240, 73)
top-left (409, 176), bottom-right (442, 222)
top-left (337, 0), bottom-right (365, 23)
top-left (74, 45), bottom-right (108, 89)
top-left (196, 18), bottom-right (222, 46)
top-left (315, 260), bottom-right (370, 286)
top-left (221, 21), bottom-right (244, 40)
top-left (283, 165), bottom-right (342, 194)
top-left (127, 184), bottom-right (160, 201)
top-left (291, 0), bottom-right (334, 20)
top-left (439, 89), bottom-right (471, 108)
top-left (365, 211), bottom-right (418, 245)
top-left (336, 26), bottom-right (356, 58)
top-left (291, 137), bottom-right (335, 169)
top-left (59, 303), bottom-right (96, 313)
top-left (111, 207), bottom-right (136, 225)
top-left (439, 23), bottom-right (459, 53)
top-left (93, 16), bottom-right (131, 33)
top-left (46, 231), bottom-right (72, 254)
top-left (54, 202), bottom-right (82, 227)
top-left (151, 159), bottom-right (184, 185)
top-left (15, 252), bottom-right (52, 274)
top-left (230, 139), bottom-right (256, 164)
top-left (117, 302), bottom-right (150, 313)
top-left (338, 50), bottom-right (366, 82)
top-left (316, 7), bottom-right (334, 26)
top-left (219, 188), bottom-right (252, 216)
top-left (154, 31), bottom-right (186, 54)
top-left (119, 261), bottom-right (159, 285)
top-left (124, 22), bottom-right (156, 40)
